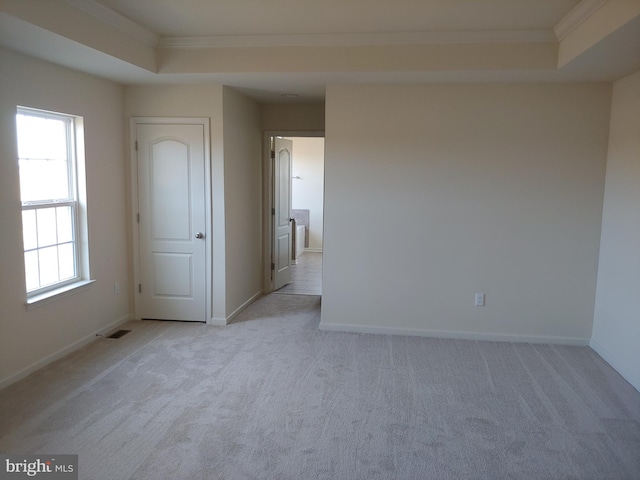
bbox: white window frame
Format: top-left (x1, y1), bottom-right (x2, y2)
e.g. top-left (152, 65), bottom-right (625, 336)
top-left (17, 106), bottom-right (92, 305)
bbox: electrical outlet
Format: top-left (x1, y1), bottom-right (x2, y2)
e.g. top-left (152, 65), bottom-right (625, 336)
top-left (474, 293), bottom-right (485, 306)
top-left (114, 282), bottom-right (120, 295)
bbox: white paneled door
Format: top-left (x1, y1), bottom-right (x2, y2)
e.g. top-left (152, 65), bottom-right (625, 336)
top-left (273, 137), bottom-right (293, 290)
top-left (136, 123), bottom-right (207, 322)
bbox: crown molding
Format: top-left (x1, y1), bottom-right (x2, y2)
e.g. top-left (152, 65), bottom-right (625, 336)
top-left (158, 29), bottom-right (556, 49)
top-left (554, 0), bottom-right (609, 41)
top-left (64, 0), bottom-right (159, 47)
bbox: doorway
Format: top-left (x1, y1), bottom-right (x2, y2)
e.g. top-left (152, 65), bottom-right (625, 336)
top-left (265, 133), bottom-right (324, 296)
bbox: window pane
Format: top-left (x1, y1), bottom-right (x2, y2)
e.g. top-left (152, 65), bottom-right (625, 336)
top-left (17, 112), bottom-right (70, 203)
top-left (17, 108), bottom-right (87, 297)
top-left (38, 246), bottom-right (59, 287)
top-left (22, 209), bottom-right (37, 250)
top-left (19, 159), bottom-right (70, 202)
top-left (36, 208), bottom-right (57, 247)
top-left (58, 243), bottom-right (75, 280)
top-left (56, 206), bottom-right (74, 243)
top-left (17, 114), bottom-right (67, 160)
top-left (24, 251), bottom-right (40, 291)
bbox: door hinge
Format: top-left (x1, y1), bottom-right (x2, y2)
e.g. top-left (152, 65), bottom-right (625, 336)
top-left (270, 150), bottom-right (275, 159)
top-left (135, 140), bottom-right (138, 151)
top-left (271, 208), bottom-right (275, 215)
top-left (271, 262), bottom-right (275, 271)
top-left (138, 284), bottom-right (142, 293)
top-left (137, 213), bottom-right (140, 223)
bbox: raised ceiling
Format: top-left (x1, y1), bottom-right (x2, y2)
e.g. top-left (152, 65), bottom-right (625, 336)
top-left (0, 0), bottom-right (639, 102)
top-left (95, 0), bottom-right (580, 37)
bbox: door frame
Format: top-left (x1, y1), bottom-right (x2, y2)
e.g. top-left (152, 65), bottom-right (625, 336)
top-left (262, 131), bottom-right (324, 293)
top-left (130, 117), bottom-right (213, 323)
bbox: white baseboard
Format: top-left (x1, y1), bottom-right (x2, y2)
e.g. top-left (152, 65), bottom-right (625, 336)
top-left (590, 339), bottom-right (640, 393)
top-left (0, 313), bottom-right (134, 391)
top-left (318, 322), bottom-right (590, 346)
top-left (210, 291), bottom-right (262, 326)
top-left (304, 248), bottom-right (323, 253)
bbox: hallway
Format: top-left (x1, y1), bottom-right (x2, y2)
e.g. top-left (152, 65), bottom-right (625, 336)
top-left (274, 252), bottom-right (322, 295)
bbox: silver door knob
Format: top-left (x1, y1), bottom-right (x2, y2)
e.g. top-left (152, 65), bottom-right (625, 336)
top-left (195, 232), bottom-right (205, 239)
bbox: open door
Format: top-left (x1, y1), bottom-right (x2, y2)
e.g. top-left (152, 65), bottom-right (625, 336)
top-left (273, 137), bottom-right (293, 290)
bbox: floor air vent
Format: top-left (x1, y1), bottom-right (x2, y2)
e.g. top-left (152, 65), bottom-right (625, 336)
top-left (107, 329), bottom-right (131, 339)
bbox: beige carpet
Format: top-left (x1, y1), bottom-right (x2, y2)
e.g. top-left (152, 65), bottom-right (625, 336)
top-left (1, 294), bottom-right (639, 479)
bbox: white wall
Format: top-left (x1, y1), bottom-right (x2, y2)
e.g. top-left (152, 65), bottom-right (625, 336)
top-left (262, 104), bottom-right (325, 132)
top-left (222, 87), bottom-right (263, 319)
top-left (591, 70), bottom-right (640, 392)
top-left (321, 83), bottom-right (611, 344)
top-left (289, 137), bottom-right (325, 251)
top-left (0, 48), bottom-right (131, 387)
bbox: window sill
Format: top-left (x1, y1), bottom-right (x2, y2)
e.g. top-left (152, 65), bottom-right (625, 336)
top-left (26, 279), bottom-right (96, 310)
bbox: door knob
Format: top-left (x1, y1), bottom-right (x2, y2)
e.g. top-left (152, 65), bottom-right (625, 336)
top-left (195, 232), bottom-right (205, 239)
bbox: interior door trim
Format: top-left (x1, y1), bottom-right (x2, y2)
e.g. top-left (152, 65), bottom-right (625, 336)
top-left (130, 117), bottom-right (212, 324)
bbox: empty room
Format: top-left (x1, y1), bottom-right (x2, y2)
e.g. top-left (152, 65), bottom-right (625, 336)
top-left (0, 1), bottom-right (639, 479)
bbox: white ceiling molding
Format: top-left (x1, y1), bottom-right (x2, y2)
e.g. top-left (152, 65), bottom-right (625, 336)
top-left (158, 30), bottom-right (556, 50)
top-left (64, 0), bottom-right (159, 47)
top-left (554, 0), bottom-right (609, 41)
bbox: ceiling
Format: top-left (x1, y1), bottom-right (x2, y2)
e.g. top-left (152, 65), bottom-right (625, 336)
top-left (1, 0), bottom-right (639, 103)
top-left (95, 0), bottom-right (580, 37)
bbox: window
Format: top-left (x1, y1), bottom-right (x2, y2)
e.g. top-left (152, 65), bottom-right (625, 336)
top-left (16, 107), bottom-right (89, 301)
